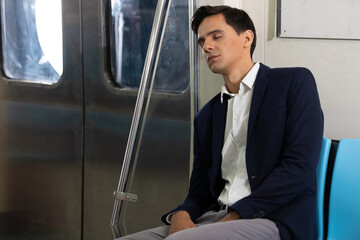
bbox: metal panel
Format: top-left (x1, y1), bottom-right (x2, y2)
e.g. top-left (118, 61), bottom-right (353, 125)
top-left (0, 0), bottom-right (83, 239)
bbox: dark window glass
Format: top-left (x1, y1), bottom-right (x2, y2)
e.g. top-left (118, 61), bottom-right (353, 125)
top-left (110, 0), bottom-right (189, 93)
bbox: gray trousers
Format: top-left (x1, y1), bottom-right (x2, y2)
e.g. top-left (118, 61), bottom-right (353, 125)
top-left (118, 210), bottom-right (281, 240)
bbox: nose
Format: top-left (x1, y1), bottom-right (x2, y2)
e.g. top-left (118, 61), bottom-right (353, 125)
top-left (202, 39), bottom-right (214, 53)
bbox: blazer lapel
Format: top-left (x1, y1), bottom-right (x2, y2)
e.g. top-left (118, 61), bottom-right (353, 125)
top-left (248, 63), bottom-right (270, 137)
top-left (210, 96), bottom-right (228, 195)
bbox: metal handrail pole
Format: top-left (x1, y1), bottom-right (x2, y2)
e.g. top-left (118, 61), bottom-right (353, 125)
top-left (188, 0), bottom-right (199, 175)
top-left (126, 0), bottom-right (172, 191)
top-left (110, 0), bottom-right (169, 238)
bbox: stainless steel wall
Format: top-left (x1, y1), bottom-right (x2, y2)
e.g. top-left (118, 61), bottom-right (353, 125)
top-left (0, 0), bottom-right (83, 239)
top-left (0, 0), bottom-right (191, 239)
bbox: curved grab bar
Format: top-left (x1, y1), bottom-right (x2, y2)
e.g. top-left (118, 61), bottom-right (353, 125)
top-left (110, 0), bottom-right (171, 238)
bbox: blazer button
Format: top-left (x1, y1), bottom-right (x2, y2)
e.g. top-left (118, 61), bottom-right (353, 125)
top-left (259, 210), bottom-right (265, 217)
top-left (251, 176), bottom-right (257, 179)
top-left (252, 210), bottom-right (265, 218)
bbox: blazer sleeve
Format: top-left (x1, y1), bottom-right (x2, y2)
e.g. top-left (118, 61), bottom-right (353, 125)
top-left (161, 115), bottom-right (217, 224)
top-left (229, 68), bottom-right (324, 219)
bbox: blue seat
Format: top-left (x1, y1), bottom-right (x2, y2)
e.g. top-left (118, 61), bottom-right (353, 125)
top-left (315, 137), bottom-right (331, 240)
top-left (327, 139), bottom-right (360, 239)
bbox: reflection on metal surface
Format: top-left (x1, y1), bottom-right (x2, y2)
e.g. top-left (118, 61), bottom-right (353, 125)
top-left (0, 102), bottom-right (83, 239)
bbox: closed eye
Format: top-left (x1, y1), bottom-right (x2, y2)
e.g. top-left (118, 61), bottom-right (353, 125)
top-left (197, 39), bottom-right (204, 48)
top-left (213, 34), bottom-right (222, 40)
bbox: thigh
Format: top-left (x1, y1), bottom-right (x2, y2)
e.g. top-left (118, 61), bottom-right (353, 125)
top-left (117, 210), bottom-right (225, 240)
top-left (165, 219), bottom-right (280, 240)
top-left (195, 210), bottom-right (228, 225)
top-left (117, 225), bottom-right (170, 240)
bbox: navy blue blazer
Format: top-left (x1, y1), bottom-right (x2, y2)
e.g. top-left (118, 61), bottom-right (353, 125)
top-left (162, 63), bottom-right (324, 240)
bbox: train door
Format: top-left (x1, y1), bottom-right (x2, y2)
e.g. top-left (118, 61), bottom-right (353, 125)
top-left (82, 0), bottom-right (191, 239)
top-left (0, 0), bottom-right (193, 239)
top-left (0, 0), bottom-right (83, 239)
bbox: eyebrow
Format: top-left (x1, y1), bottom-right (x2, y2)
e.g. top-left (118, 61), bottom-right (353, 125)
top-left (197, 29), bottom-right (224, 45)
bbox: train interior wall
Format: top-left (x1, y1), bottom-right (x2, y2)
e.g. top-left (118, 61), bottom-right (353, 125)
top-left (0, 0), bottom-right (359, 239)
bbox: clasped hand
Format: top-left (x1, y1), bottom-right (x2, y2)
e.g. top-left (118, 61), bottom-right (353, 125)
top-left (168, 210), bottom-right (241, 235)
top-left (168, 210), bottom-right (195, 235)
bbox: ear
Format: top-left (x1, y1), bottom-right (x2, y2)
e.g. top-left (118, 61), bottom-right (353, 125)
top-left (243, 30), bottom-right (254, 48)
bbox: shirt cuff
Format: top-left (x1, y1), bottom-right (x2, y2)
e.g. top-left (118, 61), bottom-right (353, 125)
top-left (165, 211), bottom-right (179, 224)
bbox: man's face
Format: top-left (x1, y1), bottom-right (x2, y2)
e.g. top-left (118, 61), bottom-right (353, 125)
top-left (197, 14), bottom-right (249, 75)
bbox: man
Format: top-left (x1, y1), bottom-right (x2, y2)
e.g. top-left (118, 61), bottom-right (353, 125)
top-left (119, 5), bottom-right (323, 240)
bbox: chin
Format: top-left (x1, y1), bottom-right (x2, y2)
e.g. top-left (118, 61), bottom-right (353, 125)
top-left (209, 65), bottom-right (220, 73)
top-left (209, 67), bottom-right (223, 74)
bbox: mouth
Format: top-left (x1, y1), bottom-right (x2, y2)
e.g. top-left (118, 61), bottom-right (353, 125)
top-left (207, 55), bottom-right (219, 63)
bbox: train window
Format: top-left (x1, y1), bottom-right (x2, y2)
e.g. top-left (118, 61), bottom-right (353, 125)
top-left (0, 0), bottom-right (63, 84)
top-left (110, 0), bottom-right (189, 93)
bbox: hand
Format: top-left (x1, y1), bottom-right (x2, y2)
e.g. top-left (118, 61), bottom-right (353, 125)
top-left (168, 210), bottom-right (196, 235)
top-left (217, 210), bottom-right (241, 223)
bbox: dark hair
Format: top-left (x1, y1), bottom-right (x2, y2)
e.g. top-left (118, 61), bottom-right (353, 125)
top-left (192, 5), bottom-right (257, 58)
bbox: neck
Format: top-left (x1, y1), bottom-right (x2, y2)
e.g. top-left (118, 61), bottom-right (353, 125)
top-left (223, 60), bottom-right (254, 93)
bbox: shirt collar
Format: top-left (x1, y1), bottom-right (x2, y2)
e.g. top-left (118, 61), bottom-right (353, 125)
top-left (221, 62), bottom-right (260, 103)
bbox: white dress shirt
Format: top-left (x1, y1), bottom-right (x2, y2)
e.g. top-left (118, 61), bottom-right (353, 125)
top-left (218, 62), bottom-right (260, 206)
top-left (166, 62), bottom-right (260, 223)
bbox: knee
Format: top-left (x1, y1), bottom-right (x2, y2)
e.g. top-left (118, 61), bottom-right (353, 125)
top-left (164, 234), bottom-right (178, 240)
top-left (165, 230), bottom-right (190, 240)
top-left (116, 225), bottom-right (170, 240)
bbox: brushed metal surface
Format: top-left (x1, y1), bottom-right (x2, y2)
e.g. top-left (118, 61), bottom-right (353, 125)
top-left (0, 0), bottom-right (83, 239)
top-left (0, 0), bottom-right (192, 239)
